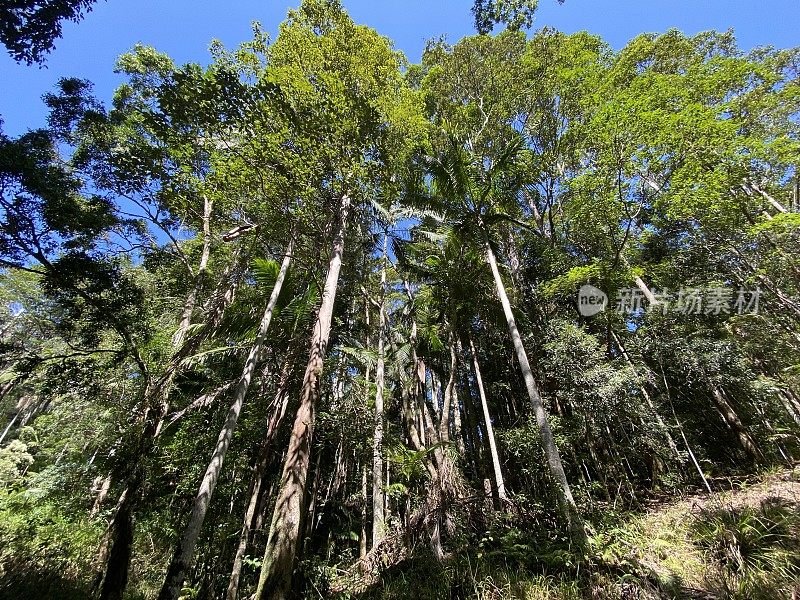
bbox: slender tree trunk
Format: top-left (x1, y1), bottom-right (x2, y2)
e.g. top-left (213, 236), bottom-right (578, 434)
top-left (748, 181), bottom-right (789, 215)
top-left (484, 237), bottom-right (585, 544)
top-left (361, 297), bottom-right (373, 556)
top-left (457, 362), bottom-right (481, 480)
top-left (0, 411), bottom-right (19, 445)
top-left (174, 195), bottom-right (213, 348)
top-left (371, 234), bottom-right (387, 548)
top-left (467, 334), bottom-right (508, 503)
top-left (452, 384), bottom-right (465, 456)
top-left (504, 226), bottom-right (523, 287)
top-left (255, 195), bottom-right (350, 600)
top-left (431, 370), bottom-right (442, 418)
top-left (661, 366), bottom-right (712, 494)
top-left (438, 336), bottom-right (457, 443)
top-left (385, 460), bottom-right (391, 527)
top-left (632, 275), bottom-right (658, 305)
top-left (359, 463), bottom-right (368, 558)
top-left (226, 359), bottom-right (293, 600)
top-left (460, 347), bottom-right (491, 487)
top-left (620, 256), bottom-right (658, 305)
top-left (723, 243), bottom-right (800, 321)
top-left (415, 353), bottom-right (452, 480)
top-left (302, 450), bottom-right (323, 553)
top-left (412, 326), bottom-right (427, 449)
top-left (710, 387), bottom-right (762, 463)
top-left (159, 238), bottom-right (294, 600)
top-left (610, 331), bottom-right (680, 460)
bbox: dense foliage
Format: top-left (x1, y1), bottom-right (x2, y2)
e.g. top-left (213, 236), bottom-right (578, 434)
top-left (0, 0), bottom-right (100, 63)
top-left (1, 1), bottom-right (798, 599)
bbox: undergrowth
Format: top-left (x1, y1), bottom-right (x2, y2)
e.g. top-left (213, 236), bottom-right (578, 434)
top-left (349, 470), bottom-right (800, 600)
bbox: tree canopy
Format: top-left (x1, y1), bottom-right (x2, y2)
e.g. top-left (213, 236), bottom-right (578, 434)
top-left (0, 0), bottom-right (99, 63)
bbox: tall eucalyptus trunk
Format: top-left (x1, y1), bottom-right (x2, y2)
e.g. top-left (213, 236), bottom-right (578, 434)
top-left (159, 236), bottom-right (294, 600)
top-left (371, 234), bottom-right (388, 548)
top-left (255, 194), bottom-right (350, 600)
top-left (484, 236), bottom-right (586, 545)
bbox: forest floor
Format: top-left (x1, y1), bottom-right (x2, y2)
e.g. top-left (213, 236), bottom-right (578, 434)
top-left (364, 467), bottom-right (800, 600)
top-left (596, 467), bottom-right (800, 599)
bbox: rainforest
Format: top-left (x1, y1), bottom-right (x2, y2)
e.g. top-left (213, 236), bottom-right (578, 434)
top-left (0, 1), bottom-right (799, 598)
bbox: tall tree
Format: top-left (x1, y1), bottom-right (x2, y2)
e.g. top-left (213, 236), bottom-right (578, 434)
top-left (158, 235), bottom-right (294, 600)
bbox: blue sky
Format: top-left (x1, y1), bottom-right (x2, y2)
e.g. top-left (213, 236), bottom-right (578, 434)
top-left (2, 0), bottom-right (799, 137)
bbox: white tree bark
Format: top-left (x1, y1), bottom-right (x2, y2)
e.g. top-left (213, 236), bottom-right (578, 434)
top-left (173, 195), bottom-right (213, 348)
top-left (484, 237), bottom-right (586, 543)
top-left (255, 194), bottom-right (350, 600)
top-left (159, 235), bottom-right (294, 600)
top-left (371, 234), bottom-right (388, 548)
top-left (467, 334), bottom-right (508, 503)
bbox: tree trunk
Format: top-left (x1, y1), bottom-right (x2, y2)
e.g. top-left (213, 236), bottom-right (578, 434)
top-left (779, 389), bottom-right (800, 428)
top-left (622, 257), bottom-right (658, 305)
top-left (226, 359), bottom-right (293, 600)
top-left (711, 387), bottom-right (762, 463)
top-left (610, 330), bottom-right (680, 460)
top-left (159, 237), bottom-right (294, 600)
top-left (371, 234), bottom-right (387, 548)
top-left (633, 274), bottom-right (658, 305)
top-left (748, 181), bottom-right (789, 215)
top-left (484, 237), bottom-right (586, 544)
top-left (660, 366), bottom-right (712, 494)
top-left (0, 410), bottom-right (19, 445)
top-left (99, 476), bottom-right (138, 600)
top-left (430, 369), bottom-right (442, 418)
top-left (467, 334), bottom-right (508, 503)
top-left (384, 297), bottom-right (438, 483)
top-left (173, 195), bottom-right (213, 348)
top-left (302, 450), bottom-right (323, 553)
top-left (255, 195), bottom-right (350, 600)
top-left (452, 384), bottom-right (465, 456)
top-left (99, 251), bottom-right (244, 598)
top-left (438, 335), bottom-right (457, 443)
top-left (457, 362), bottom-right (482, 480)
top-left (359, 463), bottom-right (368, 559)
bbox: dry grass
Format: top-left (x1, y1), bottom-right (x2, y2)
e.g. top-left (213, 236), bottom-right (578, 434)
top-left (609, 467), bottom-right (800, 597)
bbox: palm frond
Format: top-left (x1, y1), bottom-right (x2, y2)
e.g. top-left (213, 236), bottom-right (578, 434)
top-left (180, 344), bottom-right (249, 368)
top-left (340, 345), bottom-right (379, 370)
top-left (252, 258), bottom-right (280, 288)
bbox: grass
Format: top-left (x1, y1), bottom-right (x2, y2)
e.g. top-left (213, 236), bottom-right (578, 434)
top-left (692, 498), bottom-right (800, 598)
top-left (356, 468), bottom-right (800, 599)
